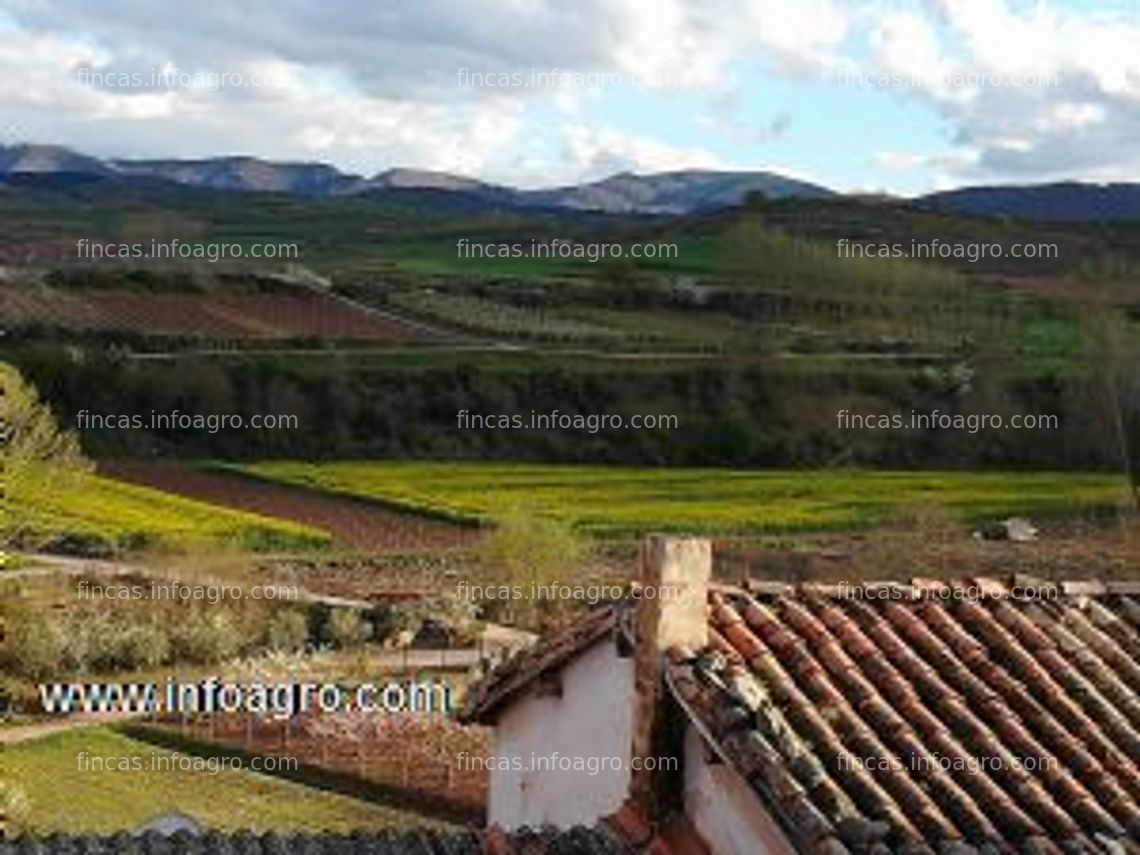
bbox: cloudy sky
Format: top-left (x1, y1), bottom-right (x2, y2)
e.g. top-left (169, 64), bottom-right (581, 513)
top-left (2, 0), bottom-right (1138, 194)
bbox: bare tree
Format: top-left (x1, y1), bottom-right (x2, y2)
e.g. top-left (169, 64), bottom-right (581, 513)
top-left (1079, 304), bottom-right (1139, 510)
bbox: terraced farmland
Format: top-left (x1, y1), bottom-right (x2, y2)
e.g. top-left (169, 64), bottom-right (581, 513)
top-left (385, 288), bottom-right (749, 350)
top-left (0, 282), bottom-right (440, 343)
top-left (14, 468), bottom-right (330, 552)
top-left (101, 460), bottom-right (481, 552)
top-left (389, 290), bottom-right (632, 343)
top-left (232, 461), bottom-right (1130, 536)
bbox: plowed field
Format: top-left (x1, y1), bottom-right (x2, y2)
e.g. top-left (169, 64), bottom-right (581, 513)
top-left (0, 285), bottom-right (438, 342)
top-left (100, 460), bottom-right (481, 552)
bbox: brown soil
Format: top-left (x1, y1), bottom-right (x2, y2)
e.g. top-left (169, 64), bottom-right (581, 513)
top-left (99, 460), bottom-right (482, 553)
top-left (714, 516), bottom-right (1139, 585)
top-left (0, 286), bottom-right (439, 342)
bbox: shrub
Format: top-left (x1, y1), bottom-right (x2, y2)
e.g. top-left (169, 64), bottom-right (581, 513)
top-left (433, 597), bottom-right (482, 646)
top-left (1, 362), bottom-right (91, 550)
top-left (266, 609), bottom-right (309, 653)
top-left (366, 598), bottom-right (480, 648)
top-left (58, 612), bottom-right (102, 674)
top-left (365, 603), bottom-right (419, 647)
top-left (90, 622), bottom-right (170, 671)
top-left (170, 610), bottom-right (241, 664)
top-left (478, 508), bottom-right (587, 626)
top-left (0, 782), bottom-right (31, 838)
top-left (39, 532), bottom-right (116, 559)
top-left (5, 611), bottom-right (65, 681)
top-left (328, 608), bottom-right (369, 650)
top-left (306, 602), bottom-right (333, 646)
top-left (117, 531), bottom-right (159, 553)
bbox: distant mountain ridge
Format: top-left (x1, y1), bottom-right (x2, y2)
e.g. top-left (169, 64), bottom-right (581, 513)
top-left (918, 182), bottom-right (1140, 222)
top-left (0, 143), bottom-right (832, 213)
top-left (2, 143), bottom-right (1138, 220)
top-left (113, 156), bottom-right (353, 195)
top-left (0, 143), bottom-right (112, 175)
top-left (527, 169), bottom-right (833, 213)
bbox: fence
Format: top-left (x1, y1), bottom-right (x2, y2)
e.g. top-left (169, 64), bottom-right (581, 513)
top-left (147, 710), bottom-right (489, 819)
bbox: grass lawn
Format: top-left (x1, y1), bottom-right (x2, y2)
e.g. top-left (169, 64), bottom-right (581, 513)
top-left (14, 471), bottom-right (330, 552)
top-left (231, 461), bottom-right (1130, 536)
top-left (4, 726), bottom-right (453, 833)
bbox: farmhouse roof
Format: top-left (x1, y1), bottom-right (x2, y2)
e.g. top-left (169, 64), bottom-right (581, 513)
top-left (1, 810), bottom-right (706, 855)
top-left (463, 576), bottom-right (1140, 854)
top-left (462, 606), bottom-right (619, 723)
top-left (0, 826), bottom-right (626, 855)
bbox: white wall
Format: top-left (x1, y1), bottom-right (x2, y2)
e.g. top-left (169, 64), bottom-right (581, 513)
top-left (488, 638), bottom-right (634, 829)
top-left (683, 727), bottom-right (797, 855)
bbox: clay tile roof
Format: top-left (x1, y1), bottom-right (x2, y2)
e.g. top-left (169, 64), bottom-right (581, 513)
top-left (3, 816), bottom-right (704, 855)
top-left (461, 607), bottom-right (619, 724)
top-left (670, 577), bottom-right (1140, 854)
top-left (456, 574), bottom-right (1140, 853)
top-left (0, 828), bottom-right (629, 854)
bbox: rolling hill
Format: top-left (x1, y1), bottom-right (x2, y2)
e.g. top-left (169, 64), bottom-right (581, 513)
top-left (4, 143), bottom-right (1139, 221)
top-left (920, 182), bottom-right (1140, 222)
top-left (0, 144), bottom-right (830, 213)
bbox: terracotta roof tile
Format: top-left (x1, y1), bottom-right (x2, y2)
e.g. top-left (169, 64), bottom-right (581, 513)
top-left (2, 827), bottom-right (645, 855)
top-left (672, 578), bottom-right (1140, 853)
top-left (461, 608), bottom-right (618, 724)
top-left (460, 573), bottom-right (1140, 852)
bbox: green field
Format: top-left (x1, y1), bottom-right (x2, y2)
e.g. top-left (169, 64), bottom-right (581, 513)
top-left (4, 727), bottom-right (444, 833)
top-left (389, 290), bottom-right (637, 344)
top-left (15, 471), bottom-right (330, 552)
top-left (233, 461), bottom-right (1128, 536)
top-left (380, 288), bottom-right (772, 352)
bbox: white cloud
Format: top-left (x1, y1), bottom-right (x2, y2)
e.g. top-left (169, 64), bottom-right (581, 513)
top-left (860, 0), bottom-right (1140, 183)
top-left (1041, 102), bottom-right (1106, 132)
top-left (0, 0), bottom-right (1137, 189)
top-left (560, 126), bottom-right (723, 181)
top-left (745, 0), bottom-right (850, 74)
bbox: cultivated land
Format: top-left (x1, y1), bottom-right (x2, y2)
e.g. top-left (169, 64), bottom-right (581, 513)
top-left (101, 460), bottom-right (481, 552)
top-left (2, 171), bottom-right (1137, 838)
top-left (230, 461), bottom-right (1130, 536)
top-left (5, 726), bottom-right (454, 833)
top-left (11, 469), bottom-right (330, 553)
top-left (3, 182), bottom-right (1136, 559)
top-left (3, 181), bottom-right (1137, 472)
top-left (0, 269), bottom-right (446, 345)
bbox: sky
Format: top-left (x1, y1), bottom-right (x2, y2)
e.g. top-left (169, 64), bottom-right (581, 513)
top-left (1, 0), bottom-right (1138, 195)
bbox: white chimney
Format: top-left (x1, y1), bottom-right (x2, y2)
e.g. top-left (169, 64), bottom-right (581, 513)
top-left (630, 535), bottom-right (711, 816)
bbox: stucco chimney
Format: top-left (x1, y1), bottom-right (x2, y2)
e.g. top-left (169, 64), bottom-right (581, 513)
top-left (630, 535), bottom-right (711, 817)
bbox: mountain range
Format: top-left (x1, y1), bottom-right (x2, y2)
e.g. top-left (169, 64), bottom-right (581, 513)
top-left (918, 182), bottom-right (1140, 223)
top-left (2, 143), bottom-right (1139, 221)
top-left (0, 144), bottom-right (832, 215)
